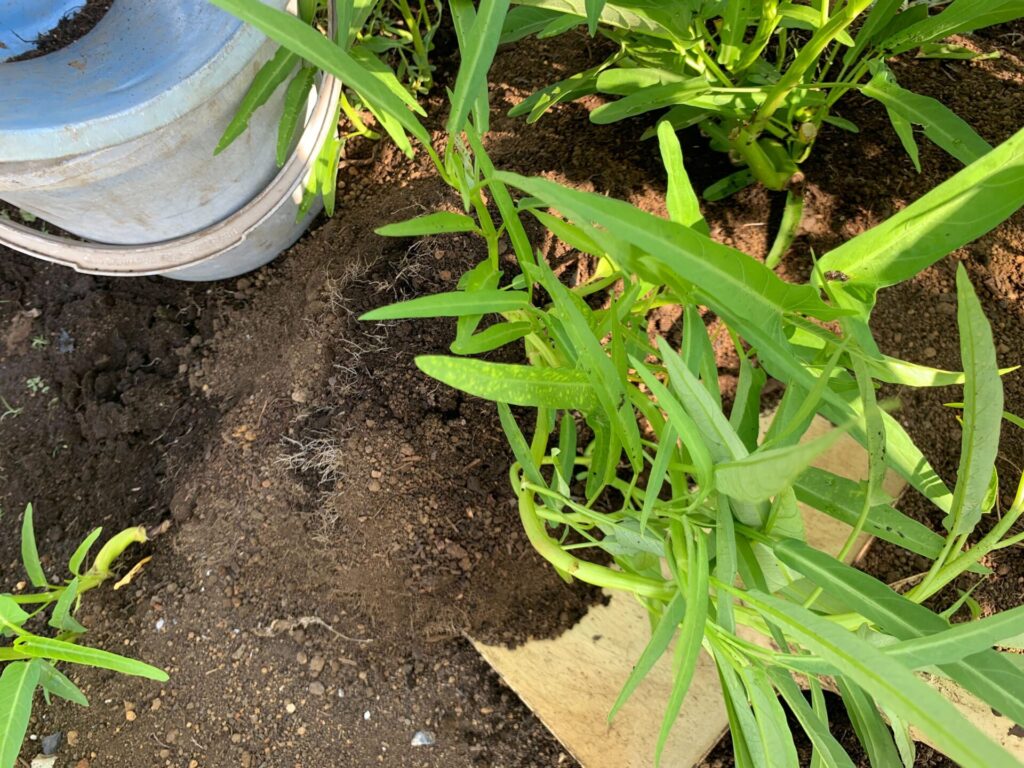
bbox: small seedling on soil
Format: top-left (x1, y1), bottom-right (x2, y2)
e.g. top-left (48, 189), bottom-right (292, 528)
top-left (24, 377), bottom-right (48, 396)
top-left (0, 505), bottom-right (167, 768)
top-left (0, 397), bottom-right (21, 421)
top-left (30, 336), bottom-right (48, 350)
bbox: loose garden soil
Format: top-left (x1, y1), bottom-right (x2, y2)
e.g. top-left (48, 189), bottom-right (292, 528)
top-left (5, 0), bottom-right (114, 62)
top-left (2, 21), bottom-right (1022, 768)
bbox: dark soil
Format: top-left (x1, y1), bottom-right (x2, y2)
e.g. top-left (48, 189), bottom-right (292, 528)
top-left (1, 19), bottom-right (1022, 768)
top-left (5, 0), bottom-right (114, 62)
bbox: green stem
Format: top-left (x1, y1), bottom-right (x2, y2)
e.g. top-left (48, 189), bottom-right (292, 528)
top-left (735, 1), bottom-right (781, 73)
top-left (912, 491), bottom-right (1024, 603)
top-left (764, 187), bottom-right (805, 269)
top-left (748, 0), bottom-right (874, 139)
top-left (396, 0), bottom-right (432, 91)
top-left (517, 484), bottom-right (675, 601)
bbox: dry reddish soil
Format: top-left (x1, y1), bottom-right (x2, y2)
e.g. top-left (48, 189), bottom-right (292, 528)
top-left (1, 21), bottom-right (1022, 768)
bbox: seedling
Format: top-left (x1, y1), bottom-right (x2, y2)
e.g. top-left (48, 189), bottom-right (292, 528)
top-left (24, 377), bottom-right (48, 396)
top-left (0, 396), bottom-right (21, 421)
top-left (0, 505), bottom-right (167, 768)
top-left (30, 336), bottom-right (48, 350)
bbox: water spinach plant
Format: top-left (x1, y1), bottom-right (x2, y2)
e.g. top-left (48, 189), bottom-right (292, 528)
top-left (1, 506), bottom-right (167, 768)
top-left (504, 0), bottom-right (1021, 264)
top-left (213, 0), bottom-right (1024, 764)
top-left (215, 0), bottom-right (441, 218)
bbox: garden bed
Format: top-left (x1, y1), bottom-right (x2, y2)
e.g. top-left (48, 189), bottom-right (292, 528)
top-left (2, 23), bottom-right (1022, 768)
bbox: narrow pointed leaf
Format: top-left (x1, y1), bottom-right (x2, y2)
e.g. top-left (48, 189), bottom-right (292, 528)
top-left (361, 290), bottom-right (529, 320)
top-left (21, 504), bottom-right (46, 588)
top-left (416, 356), bottom-right (597, 410)
top-left (15, 637), bottom-right (168, 682)
top-left (0, 661), bottom-right (40, 768)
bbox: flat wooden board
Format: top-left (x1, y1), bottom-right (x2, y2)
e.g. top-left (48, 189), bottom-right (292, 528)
top-left (472, 416), bottom-right (906, 768)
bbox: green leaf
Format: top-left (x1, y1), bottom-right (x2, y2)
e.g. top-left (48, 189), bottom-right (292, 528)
top-left (509, 65), bottom-right (603, 123)
top-left (835, 676), bottom-right (903, 767)
top-left (277, 65), bottom-right (317, 167)
top-left (632, 359), bottom-right (715, 497)
top-left (500, 6), bottom-right (561, 43)
top-left (215, 46), bottom-right (298, 155)
top-left (655, 524), bottom-right (709, 766)
top-left (497, 403), bottom-right (546, 489)
top-left (495, 172), bottom-right (946, 508)
top-left (792, 468), bottom-right (977, 567)
top-left (21, 504), bottom-right (46, 588)
top-left (375, 211), bottom-right (480, 237)
top-left (739, 664), bottom-right (801, 768)
top-left (639, 423), bottom-right (676, 533)
top-left (883, 0), bottom-right (1024, 55)
top-left (509, 0), bottom-right (683, 37)
top-left (679, 305), bottom-right (719, 405)
top-left (885, 603), bottom-right (1024, 668)
top-left (68, 527), bottom-right (102, 577)
top-left (657, 122), bottom-right (708, 234)
top-left (730, 351), bottom-right (767, 452)
top-left (15, 637), bottom-right (168, 681)
top-left (843, 0), bottom-right (902, 66)
top-left (590, 80), bottom-right (710, 124)
top-left (818, 126), bottom-right (1024, 289)
top-left (609, 591), bottom-right (685, 720)
top-left (861, 63), bottom-right (991, 166)
top-left (770, 670), bottom-right (857, 768)
top-left (0, 661), bottom-right (40, 768)
top-left (49, 577), bottom-right (86, 635)
top-left (658, 339), bottom-right (746, 462)
top-left (415, 356), bottom-right (598, 410)
top-left (715, 426), bottom-right (848, 503)
top-left (719, 0), bottom-right (753, 67)
top-left (361, 290), bottom-right (530, 320)
top-left (774, 538), bottom-right (1024, 727)
top-left (209, 0), bottom-right (429, 146)
top-left (450, 321), bottom-right (532, 355)
top-left (944, 265), bottom-right (1003, 535)
top-left (703, 169), bottom-right (756, 201)
top-left (37, 662), bottom-right (88, 707)
top-left (447, 0), bottom-right (510, 136)
top-left (0, 596), bottom-right (30, 629)
top-left (584, 0), bottom-right (606, 34)
top-left (737, 587), bottom-right (1022, 768)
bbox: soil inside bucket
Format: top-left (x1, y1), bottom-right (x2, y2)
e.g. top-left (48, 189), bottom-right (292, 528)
top-left (1, 19), bottom-right (1022, 768)
top-left (4, 0), bottom-right (114, 62)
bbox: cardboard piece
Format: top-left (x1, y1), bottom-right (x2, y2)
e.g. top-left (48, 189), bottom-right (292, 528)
top-left (472, 416), bottom-right (900, 767)
top-left (473, 416), bottom-right (1024, 766)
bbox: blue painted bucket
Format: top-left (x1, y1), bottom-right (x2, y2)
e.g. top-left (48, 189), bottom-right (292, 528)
top-left (0, 0), bottom-right (339, 280)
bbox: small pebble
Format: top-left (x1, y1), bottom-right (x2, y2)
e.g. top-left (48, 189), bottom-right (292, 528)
top-left (291, 389), bottom-right (308, 404)
top-left (309, 655), bottom-right (325, 676)
top-left (363, 710), bottom-right (371, 721)
top-left (285, 702), bottom-right (297, 714)
top-left (41, 733), bottom-right (61, 755)
top-left (66, 732), bottom-right (79, 747)
top-left (411, 730), bottom-right (436, 747)
top-left (309, 681), bottom-right (325, 696)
